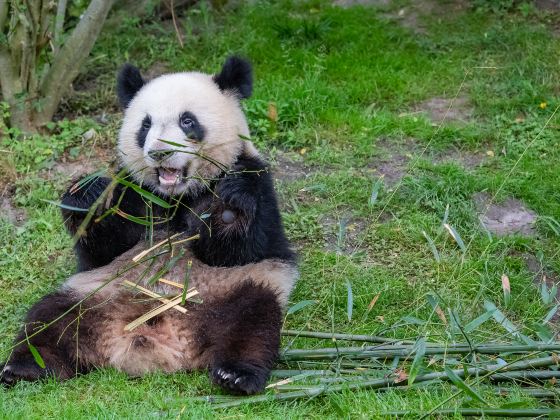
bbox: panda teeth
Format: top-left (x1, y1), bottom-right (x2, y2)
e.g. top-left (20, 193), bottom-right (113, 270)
top-left (158, 167), bottom-right (182, 186)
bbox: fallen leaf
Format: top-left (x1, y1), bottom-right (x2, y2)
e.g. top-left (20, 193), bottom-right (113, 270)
top-left (394, 368), bottom-right (408, 383)
top-left (367, 293), bottom-right (381, 313)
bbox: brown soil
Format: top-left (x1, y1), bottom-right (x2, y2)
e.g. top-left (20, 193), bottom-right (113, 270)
top-left (271, 151), bottom-right (317, 182)
top-left (415, 96), bottom-right (473, 124)
top-left (333, 0), bottom-right (389, 7)
top-left (0, 197), bottom-right (27, 226)
top-left (384, 0), bottom-right (469, 34)
top-left (473, 192), bottom-right (537, 237)
top-left (368, 138), bottom-right (418, 187)
top-left (322, 214), bottom-right (368, 255)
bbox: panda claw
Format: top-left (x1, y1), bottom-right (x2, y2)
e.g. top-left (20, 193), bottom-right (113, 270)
top-left (210, 361), bottom-right (268, 395)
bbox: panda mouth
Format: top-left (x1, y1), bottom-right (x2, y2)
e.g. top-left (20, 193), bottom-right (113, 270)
top-left (157, 167), bottom-right (185, 187)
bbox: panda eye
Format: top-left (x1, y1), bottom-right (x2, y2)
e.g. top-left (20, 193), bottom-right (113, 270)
top-left (180, 114), bottom-right (194, 130)
top-left (141, 116), bottom-right (151, 130)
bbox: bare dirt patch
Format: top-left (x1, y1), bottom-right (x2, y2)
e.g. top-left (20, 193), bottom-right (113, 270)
top-left (383, 0), bottom-right (469, 34)
top-left (0, 197), bottom-right (27, 226)
top-left (333, 0), bottom-right (389, 7)
top-left (415, 96), bottom-right (473, 124)
top-left (43, 144), bottom-right (112, 182)
top-left (436, 147), bottom-right (486, 170)
top-left (322, 214), bottom-right (368, 255)
top-left (271, 151), bottom-right (316, 182)
top-left (145, 61), bottom-right (170, 80)
top-left (474, 192), bottom-right (537, 237)
top-left (536, 0), bottom-right (560, 12)
top-left (369, 138), bottom-right (418, 187)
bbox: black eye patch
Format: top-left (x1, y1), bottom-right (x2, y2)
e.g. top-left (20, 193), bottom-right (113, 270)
top-left (137, 115), bottom-right (151, 148)
top-left (179, 111), bottom-right (205, 142)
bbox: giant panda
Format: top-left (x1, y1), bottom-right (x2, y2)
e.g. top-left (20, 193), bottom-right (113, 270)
top-left (1, 57), bottom-right (298, 395)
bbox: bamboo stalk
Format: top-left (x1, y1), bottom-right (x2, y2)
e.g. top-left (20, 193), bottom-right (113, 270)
top-left (208, 356), bottom-right (560, 408)
top-left (121, 280), bottom-right (186, 314)
top-left (281, 343), bottom-right (560, 360)
top-left (158, 278), bottom-right (185, 289)
top-left (384, 409), bottom-right (560, 417)
top-left (282, 330), bottom-right (416, 344)
top-left (132, 232), bottom-right (184, 262)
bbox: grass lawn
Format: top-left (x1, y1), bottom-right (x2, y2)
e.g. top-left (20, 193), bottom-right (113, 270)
top-left (1, 0), bottom-right (560, 417)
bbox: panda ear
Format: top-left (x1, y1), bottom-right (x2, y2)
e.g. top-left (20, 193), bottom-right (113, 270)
top-left (117, 64), bottom-right (145, 109)
top-left (213, 56), bottom-right (253, 99)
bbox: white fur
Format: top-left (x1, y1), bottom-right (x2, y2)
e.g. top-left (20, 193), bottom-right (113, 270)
top-left (118, 72), bottom-right (251, 196)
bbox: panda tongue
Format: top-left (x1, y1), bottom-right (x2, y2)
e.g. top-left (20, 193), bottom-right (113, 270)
top-left (159, 168), bottom-right (181, 185)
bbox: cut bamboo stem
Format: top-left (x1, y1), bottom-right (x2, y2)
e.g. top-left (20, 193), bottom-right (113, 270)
top-left (282, 330), bottom-right (416, 344)
top-left (281, 343), bottom-right (560, 360)
top-left (121, 280), bottom-right (186, 314)
top-left (384, 409), bottom-right (560, 417)
top-left (124, 289), bottom-right (199, 331)
top-left (209, 356), bottom-right (560, 408)
top-left (158, 277), bottom-right (185, 289)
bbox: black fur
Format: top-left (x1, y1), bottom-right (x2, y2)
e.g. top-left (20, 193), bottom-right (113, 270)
top-left (1, 282), bottom-right (283, 395)
top-left (60, 175), bottom-right (179, 272)
top-left (213, 56), bottom-right (253, 99)
top-left (190, 156), bottom-right (295, 267)
top-left (1, 291), bottom-right (98, 386)
top-left (136, 115), bottom-right (151, 148)
top-left (178, 111), bottom-right (205, 142)
top-left (117, 64), bottom-right (145, 108)
top-left (202, 281), bottom-right (282, 394)
top-left (61, 154), bottom-right (294, 271)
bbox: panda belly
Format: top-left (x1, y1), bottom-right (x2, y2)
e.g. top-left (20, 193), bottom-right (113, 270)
top-left (59, 240), bottom-right (298, 377)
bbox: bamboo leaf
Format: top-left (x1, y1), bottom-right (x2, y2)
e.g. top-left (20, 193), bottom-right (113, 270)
top-left (368, 176), bottom-right (383, 207)
top-left (181, 260), bottom-right (193, 305)
top-left (444, 366), bottom-right (486, 404)
top-left (464, 310), bottom-right (495, 333)
top-left (346, 279), bottom-right (353, 321)
top-left (337, 219), bottom-right (347, 252)
top-left (484, 300), bottom-right (533, 344)
top-left (543, 304), bottom-right (559, 324)
top-left (441, 203), bottom-right (450, 228)
top-left (115, 210), bottom-right (155, 226)
top-left (408, 337), bottom-right (426, 385)
top-left (115, 177), bottom-right (173, 208)
top-left (422, 231), bottom-right (440, 263)
top-left (287, 300), bottom-right (316, 316)
top-left (27, 343), bottom-right (46, 369)
top-left (41, 199), bottom-right (89, 212)
top-left (427, 294), bottom-right (446, 324)
top-left (402, 315), bottom-right (426, 326)
top-left (501, 274), bottom-right (511, 308)
top-left (443, 223), bottom-right (466, 253)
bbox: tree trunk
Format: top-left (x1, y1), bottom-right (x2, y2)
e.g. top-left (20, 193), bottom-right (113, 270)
top-left (0, 0), bottom-right (116, 134)
top-left (34, 0), bottom-right (116, 128)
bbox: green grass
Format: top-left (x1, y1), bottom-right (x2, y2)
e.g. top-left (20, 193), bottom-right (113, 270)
top-left (2, 0), bottom-right (560, 417)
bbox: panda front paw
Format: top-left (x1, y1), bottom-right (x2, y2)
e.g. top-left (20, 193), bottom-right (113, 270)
top-left (210, 361), bottom-right (269, 395)
top-left (0, 360), bottom-right (47, 387)
top-left (215, 178), bottom-right (257, 220)
top-left (61, 176), bottom-right (113, 234)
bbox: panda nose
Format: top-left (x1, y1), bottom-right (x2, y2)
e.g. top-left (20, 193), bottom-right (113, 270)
top-left (148, 149), bottom-right (174, 162)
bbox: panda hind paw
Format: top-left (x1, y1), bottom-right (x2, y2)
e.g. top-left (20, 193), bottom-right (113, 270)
top-left (210, 361), bottom-right (268, 395)
top-left (0, 360), bottom-right (47, 387)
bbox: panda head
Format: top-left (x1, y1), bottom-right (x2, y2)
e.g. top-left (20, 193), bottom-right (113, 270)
top-left (117, 56), bottom-right (253, 196)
